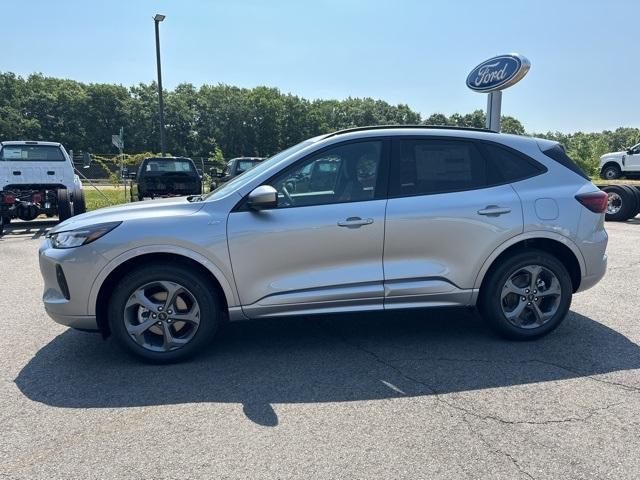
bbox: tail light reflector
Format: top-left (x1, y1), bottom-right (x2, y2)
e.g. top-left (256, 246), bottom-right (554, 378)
top-left (2, 194), bottom-right (16, 204)
top-left (575, 191), bottom-right (608, 213)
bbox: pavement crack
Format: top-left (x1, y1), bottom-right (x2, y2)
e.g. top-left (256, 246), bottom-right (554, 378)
top-left (316, 320), bottom-right (630, 428)
top-left (461, 414), bottom-right (536, 480)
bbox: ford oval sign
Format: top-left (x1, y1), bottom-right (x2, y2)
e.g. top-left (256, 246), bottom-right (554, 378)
top-left (466, 54), bottom-right (530, 93)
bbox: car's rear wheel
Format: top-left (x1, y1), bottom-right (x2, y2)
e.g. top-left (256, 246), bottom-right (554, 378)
top-left (479, 250), bottom-right (572, 340)
top-left (57, 189), bottom-right (72, 221)
top-left (108, 264), bottom-right (220, 363)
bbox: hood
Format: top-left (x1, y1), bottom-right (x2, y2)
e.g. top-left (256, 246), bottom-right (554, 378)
top-left (600, 151), bottom-right (625, 160)
top-left (51, 196), bottom-right (206, 233)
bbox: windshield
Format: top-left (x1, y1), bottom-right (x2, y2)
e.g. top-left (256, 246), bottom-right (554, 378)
top-left (143, 158), bottom-right (195, 173)
top-left (203, 138), bottom-right (322, 201)
top-left (0, 145), bottom-right (65, 162)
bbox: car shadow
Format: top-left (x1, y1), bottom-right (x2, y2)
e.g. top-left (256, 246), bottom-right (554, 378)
top-left (15, 309), bottom-right (640, 426)
top-left (0, 219), bottom-right (58, 240)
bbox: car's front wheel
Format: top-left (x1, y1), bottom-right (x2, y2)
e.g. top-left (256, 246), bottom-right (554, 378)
top-left (601, 163), bottom-right (622, 180)
top-left (479, 250), bottom-right (572, 340)
top-left (108, 264), bottom-right (220, 363)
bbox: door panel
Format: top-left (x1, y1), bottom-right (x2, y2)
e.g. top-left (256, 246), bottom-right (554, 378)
top-left (384, 185), bottom-right (523, 305)
top-left (227, 200), bottom-right (387, 316)
top-left (626, 152), bottom-right (640, 171)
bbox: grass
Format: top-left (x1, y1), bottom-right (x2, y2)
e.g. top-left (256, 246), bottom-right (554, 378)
top-left (590, 177), bottom-right (640, 186)
top-left (84, 186), bottom-right (131, 211)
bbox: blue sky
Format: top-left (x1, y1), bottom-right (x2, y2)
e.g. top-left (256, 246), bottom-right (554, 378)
top-left (2, 0), bottom-right (637, 133)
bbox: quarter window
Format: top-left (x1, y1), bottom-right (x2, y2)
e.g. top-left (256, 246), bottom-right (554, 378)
top-left (481, 143), bottom-right (544, 183)
top-left (270, 141), bottom-right (382, 208)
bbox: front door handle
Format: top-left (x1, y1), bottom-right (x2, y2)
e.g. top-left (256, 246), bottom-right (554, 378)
top-left (12, 171), bottom-right (21, 175)
top-left (337, 217), bottom-right (374, 228)
top-left (477, 205), bottom-right (512, 216)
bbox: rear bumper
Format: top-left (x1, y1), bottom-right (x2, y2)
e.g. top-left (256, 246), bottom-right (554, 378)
top-left (577, 253), bottom-right (607, 293)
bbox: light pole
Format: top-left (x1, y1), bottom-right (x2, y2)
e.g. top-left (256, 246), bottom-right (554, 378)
top-left (154, 14), bottom-right (167, 156)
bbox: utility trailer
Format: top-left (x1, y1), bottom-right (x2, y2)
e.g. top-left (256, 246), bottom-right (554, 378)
top-left (597, 184), bottom-right (640, 222)
top-left (0, 141), bottom-right (86, 234)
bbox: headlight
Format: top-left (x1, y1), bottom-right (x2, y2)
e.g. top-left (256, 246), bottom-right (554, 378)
top-left (48, 222), bottom-right (122, 249)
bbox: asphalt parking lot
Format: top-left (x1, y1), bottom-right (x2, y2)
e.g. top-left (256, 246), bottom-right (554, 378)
top-left (1, 219), bottom-right (639, 480)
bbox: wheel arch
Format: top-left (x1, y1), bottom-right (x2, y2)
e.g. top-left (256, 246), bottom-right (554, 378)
top-left (600, 160), bottom-right (622, 174)
top-left (474, 233), bottom-right (585, 296)
top-left (91, 248), bottom-right (237, 337)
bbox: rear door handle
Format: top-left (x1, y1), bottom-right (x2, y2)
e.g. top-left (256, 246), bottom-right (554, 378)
top-left (477, 205), bottom-right (512, 216)
top-left (12, 171), bottom-right (21, 175)
top-left (337, 217), bottom-right (374, 228)
top-left (47, 171), bottom-right (55, 175)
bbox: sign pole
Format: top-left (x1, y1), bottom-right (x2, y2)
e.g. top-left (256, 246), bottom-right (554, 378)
top-left (486, 91), bottom-right (502, 132)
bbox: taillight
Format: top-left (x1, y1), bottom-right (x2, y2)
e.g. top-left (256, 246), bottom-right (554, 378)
top-left (2, 194), bottom-right (16, 204)
top-left (32, 192), bottom-right (43, 204)
top-left (575, 191), bottom-right (608, 213)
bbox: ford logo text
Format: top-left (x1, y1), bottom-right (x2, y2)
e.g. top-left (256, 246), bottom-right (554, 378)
top-left (466, 54), bottom-right (530, 93)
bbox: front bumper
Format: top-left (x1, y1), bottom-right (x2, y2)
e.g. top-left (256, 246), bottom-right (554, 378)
top-left (44, 309), bottom-right (98, 331)
top-left (39, 238), bottom-right (106, 332)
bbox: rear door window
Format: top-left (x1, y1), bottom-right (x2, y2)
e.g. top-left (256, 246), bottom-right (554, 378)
top-left (390, 139), bottom-right (487, 197)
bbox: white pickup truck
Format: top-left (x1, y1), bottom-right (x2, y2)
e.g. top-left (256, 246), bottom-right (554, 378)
top-left (599, 143), bottom-right (640, 179)
top-left (0, 141), bottom-right (85, 233)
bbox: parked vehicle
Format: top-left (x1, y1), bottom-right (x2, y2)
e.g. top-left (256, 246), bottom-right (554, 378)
top-left (0, 141), bottom-right (85, 234)
top-left (40, 126), bottom-right (608, 362)
top-left (598, 184), bottom-right (640, 221)
top-left (132, 157), bottom-right (202, 201)
top-left (212, 157), bottom-right (263, 187)
top-left (599, 143), bottom-right (640, 179)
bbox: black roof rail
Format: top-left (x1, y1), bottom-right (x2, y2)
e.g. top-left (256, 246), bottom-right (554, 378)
top-left (324, 124), bottom-right (495, 139)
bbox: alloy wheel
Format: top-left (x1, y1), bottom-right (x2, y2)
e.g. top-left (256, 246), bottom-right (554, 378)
top-left (500, 265), bottom-right (562, 329)
top-left (123, 280), bottom-right (201, 352)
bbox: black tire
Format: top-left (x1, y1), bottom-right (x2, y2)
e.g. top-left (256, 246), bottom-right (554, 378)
top-left (478, 250), bottom-right (572, 340)
top-left (600, 163), bottom-right (622, 180)
top-left (57, 189), bottom-right (72, 221)
top-left (137, 194), bottom-right (144, 202)
top-left (1, 216), bottom-right (10, 225)
top-left (602, 185), bottom-right (635, 221)
top-left (108, 264), bottom-right (220, 363)
top-left (621, 185), bottom-right (640, 219)
top-left (73, 189), bottom-right (86, 216)
top-left (0, 216), bottom-right (5, 235)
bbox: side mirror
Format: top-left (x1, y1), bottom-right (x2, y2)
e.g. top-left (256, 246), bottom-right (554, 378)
top-left (82, 152), bottom-right (92, 169)
top-left (247, 185), bottom-right (277, 210)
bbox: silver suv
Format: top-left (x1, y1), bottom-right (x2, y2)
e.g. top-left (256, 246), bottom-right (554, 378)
top-left (39, 127), bottom-right (609, 362)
